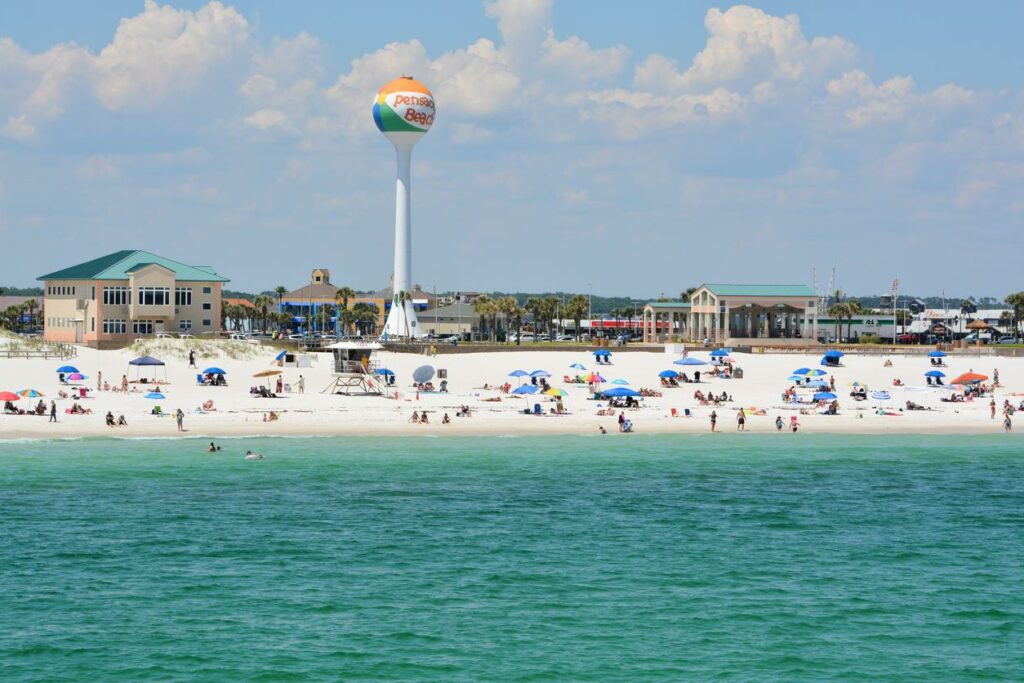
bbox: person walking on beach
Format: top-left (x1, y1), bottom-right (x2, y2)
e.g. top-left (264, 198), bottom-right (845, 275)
top-left (49, 400), bottom-right (57, 423)
top-left (775, 415), bottom-right (784, 431)
top-left (175, 408), bottom-right (184, 432)
top-left (188, 349), bottom-right (196, 368)
top-left (121, 374), bottom-right (128, 392)
top-left (296, 375), bottom-right (305, 394)
top-left (618, 411), bottom-right (626, 432)
top-left (97, 370), bottom-right (102, 392)
top-left (990, 399), bottom-right (997, 419)
top-left (736, 408), bottom-right (746, 431)
top-left (709, 410), bottom-right (717, 432)
top-left (1004, 413), bottom-right (1013, 432)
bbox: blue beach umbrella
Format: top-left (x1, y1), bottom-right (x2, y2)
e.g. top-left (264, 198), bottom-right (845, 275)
top-left (56, 365), bottom-right (79, 374)
top-left (592, 349), bottom-right (612, 357)
top-left (674, 357), bottom-right (707, 366)
top-left (569, 362), bottom-right (587, 370)
top-left (530, 370), bottom-right (551, 378)
top-left (813, 392), bottom-right (837, 401)
top-left (374, 368), bottom-right (395, 376)
top-left (144, 392), bottom-right (165, 400)
top-left (202, 367), bottom-right (227, 375)
top-left (928, 350), bottom-right (946, 358)
top-left (508, 370), bottom-right (529, 378)
top-left (924, 370), bottom-right (946, 378)
top-left (512, 384), bottom-right (539, 395)
top-left (824, 350), bottom-right (844, 357)
top-left (601, 387), bottom-right (641, 398)
top-left (794, 368), bottom-right (826, 377)
top-left (805, 380), bottom-right (829, 389)
top-left (710, 348), bottom-right (731, 357)
top-left (274, 350), bottom-right (287, 361)
top-left (787, 375), bottom-right (805, 382)
top-left (871, 391), bottom-right (891, 401)
top-left (658, 370), bottom-right (679, 378)
top-left (610, 378), bottom-right (630, 385)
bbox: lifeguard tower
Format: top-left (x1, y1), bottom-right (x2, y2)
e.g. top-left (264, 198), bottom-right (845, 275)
top-left (322, 341), bottom-right (389, 395)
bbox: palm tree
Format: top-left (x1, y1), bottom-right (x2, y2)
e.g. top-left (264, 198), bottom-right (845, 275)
top-left (844, 300), bottom-right (866, 341)
top-left (543, 296), bottom-right (560, 338)
top-left (274, 285), bottom-right (287, 307)
top-left (498, 296), bottom-right (519, 343)
top-left (352, 302), bottom-right (379, 336)
top-left (566, 294), bottom-right (588, 341)
top-left (22, 298), bottom-right (38, 329)
top-left (253, 294), bottom-right (274, 333)
top-left (1006, 292), bottom-right (1024, 338)
top-left (473, 294), bottom-right (493, 341)
top-left (827, 301), bottom-right (847, 342)
top-left (525, 297), bottom-right (543, 337)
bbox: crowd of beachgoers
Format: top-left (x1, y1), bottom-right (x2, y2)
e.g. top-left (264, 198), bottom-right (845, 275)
top-left (0, 338), bottom-right (1020, 440)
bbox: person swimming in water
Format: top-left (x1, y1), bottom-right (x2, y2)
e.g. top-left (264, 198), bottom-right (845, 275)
top-left (244, 450), bottom-right (264, 460)
top-left (207, 442), bottom-right (221, 452)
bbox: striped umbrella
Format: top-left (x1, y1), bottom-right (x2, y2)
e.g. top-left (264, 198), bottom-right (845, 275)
top-left (17, 389), bottom-right (44, 398)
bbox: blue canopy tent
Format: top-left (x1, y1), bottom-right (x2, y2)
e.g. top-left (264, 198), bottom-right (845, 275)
top-left (128, 355), bottom-right (167, 383)
top-left (592, 349), bottom-right (612, 364)
top-left (674, 357), bottom-right (707, 366)
top-left (824, 350), bottom-right (844, 357)
top-left (601, 387), bottom-right (641, 398)
top-left (928, 350), bottom-right (946, 358)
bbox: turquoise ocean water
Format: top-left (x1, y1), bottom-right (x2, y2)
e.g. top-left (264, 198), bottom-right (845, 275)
top-left (1, 434), bottom-right (1022, 681)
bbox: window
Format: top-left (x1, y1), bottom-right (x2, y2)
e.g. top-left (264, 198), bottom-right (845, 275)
top-left (202, 287), bottom-right (212, 294)
top-left (138, 287), bottom-right (170, 306)
top-left (179, 319), bottom-right (192, 331)
top-left (91, 286), bottom-right (95, 300)
top-left (102, 319), bottom-right (127, 334)
top-left (175, 288), bottom-right (192, 306)
top-left (90, 318), bottom-right (95, 332)
top-left (202, 319), bottom-right (212, 327)
top-left (133, 320), bottom-right (156, 334)
top-left (202, 302), bottom-right (211, 310)
top-left (103, 287), bottom-right (131, 306)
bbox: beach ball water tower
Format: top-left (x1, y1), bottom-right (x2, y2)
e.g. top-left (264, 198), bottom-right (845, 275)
top-left (374, 75), bottom-right (435, 338)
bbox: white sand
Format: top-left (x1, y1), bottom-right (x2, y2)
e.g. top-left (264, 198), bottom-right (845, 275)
top-left (0, 338), bottom-right (1019, 440)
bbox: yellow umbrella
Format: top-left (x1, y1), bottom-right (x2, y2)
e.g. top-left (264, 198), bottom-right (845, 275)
top-left (545, 388), bottom-right (568, 397)
top-left (252, 369), bottom-right (283, 378)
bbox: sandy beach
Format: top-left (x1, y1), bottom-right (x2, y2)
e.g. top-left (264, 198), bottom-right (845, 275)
top-left (0, 337), bottom-right (1019, 440)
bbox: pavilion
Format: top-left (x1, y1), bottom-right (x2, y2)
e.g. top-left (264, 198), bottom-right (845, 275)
top-left (687, 284), bottom-right (819, 344)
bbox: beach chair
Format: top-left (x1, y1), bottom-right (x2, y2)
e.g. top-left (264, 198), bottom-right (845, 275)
top-left (533, 403), bottom-right (542, 415)
top-left (684, 408), bottom-right (692, 417)
top-left (670, 408), bottom-right (678, 417)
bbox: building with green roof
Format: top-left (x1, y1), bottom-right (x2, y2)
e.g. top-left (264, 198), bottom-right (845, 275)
top-left (640, 284), bottom-right (822, 343)
top-left (38, 250), bottom-right (230, 347)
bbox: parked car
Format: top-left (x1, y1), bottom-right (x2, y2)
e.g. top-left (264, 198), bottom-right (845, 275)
top-left (896, 333), bottom-right (916, 343)
top-left (511, 333), bottom-right (536, 343)
top-left (287, 333), bottom-right (306, 341)
top-left (962, 332), bottom-right (992, 344)
top-left (229, 333), bottom-right (250, 341)
top-left (996, 335), bottom-right (1019, 344)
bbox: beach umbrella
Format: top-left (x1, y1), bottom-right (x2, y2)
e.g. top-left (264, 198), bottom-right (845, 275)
top-left (601, 387), bottom-right (641, 398)
top-left (950, 372), bottom-right (987, 385)
top-left (610, 378), bottom-right (630, 385)
top-left (0, 391), bottom-right (20, 402)
top-left (813, 391), bottom-right (837, 401)
top-left (658, 370), bottom-right (679, 378)
top-left (805, 380), bottom-right (829, 389)
top-left (545, 388), bottom-right (568, 397)
top-left (569, 363), bottom-right (587, 370)
top-left (374, 368), bottom-right (395, 376)
top-left (143, 392), bottom-right (165, 400)
top-left (924, 370), bottom-right (946, 378)
top-left (412, 365), bottom-right (435, 383)
top-left (927, 350), bottom-right (946, 358)
top-left (129, 355), bottom-right (165, 367)
top-left (17, 389), bottom-right (43, 398)
top-left (66, 373), bottom-right (86, 381)
top-left (253, 369), bottom-right (283, 378)
top-left (824, 350), bottom-right (844, 357)
top-left (592, 349), bottom-right (612, 358)
top-left (674, 357), bottom-right (707, 366)
top-left (202, 367), bottom-right (227, 375)
top-left (512, 384), bottom-right (539, 395)
top-left (56, 365), bottom-right (79, 374)
top-left (530, 370), bottom-right (551, 378)
top-left (793, 368), bottom-right (826, 377)
top-left (583, 373), bottom-right (606, 384)
top-left (870, 391), bottom-right (891, 401)
top-left (710, 348), bottom-right (731, 357)
top-left (508, 369), bottom-right (529, 378)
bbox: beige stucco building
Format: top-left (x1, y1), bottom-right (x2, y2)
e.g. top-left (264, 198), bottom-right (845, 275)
top-left (38, 250), bottom-right (229, 347)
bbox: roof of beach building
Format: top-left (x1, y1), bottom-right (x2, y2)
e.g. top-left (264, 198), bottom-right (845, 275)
top-left (38, 250), bottom-right (229, 283)
top-left (645, 301), bottom-right (691, 309)
top-left (700, 284), bottom-right (815, 297)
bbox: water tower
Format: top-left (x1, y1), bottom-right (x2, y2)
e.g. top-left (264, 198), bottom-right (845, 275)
top-left (373, 75), bottom-right (435, 338)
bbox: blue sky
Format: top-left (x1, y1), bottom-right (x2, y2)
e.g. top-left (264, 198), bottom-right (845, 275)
top-left (2, 1), bottom-right (1022, 298)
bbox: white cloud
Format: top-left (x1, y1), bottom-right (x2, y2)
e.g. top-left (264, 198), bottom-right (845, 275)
top-left (450, 122), bottom-right (495, 144)
top-left (244, 108), bottom-right (290, 131)
top-left (74, 155), bottom-right (121, 181)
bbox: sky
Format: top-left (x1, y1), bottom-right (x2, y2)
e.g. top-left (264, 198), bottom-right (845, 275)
top-left (2, 1), bottom-right (1023, 298)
